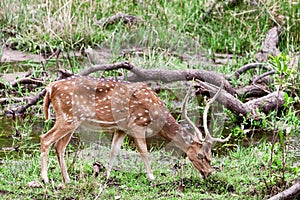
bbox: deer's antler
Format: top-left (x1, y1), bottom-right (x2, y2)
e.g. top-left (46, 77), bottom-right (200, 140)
top-left (182, 81), bottom-right (204, 142)
top-left (202, 79), bottom-right (231, 143)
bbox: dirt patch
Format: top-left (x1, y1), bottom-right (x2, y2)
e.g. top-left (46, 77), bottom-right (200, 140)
top-left (0, 47), bottom-right (83, 63)
top-left (1, 47), bottom-right (44, 63)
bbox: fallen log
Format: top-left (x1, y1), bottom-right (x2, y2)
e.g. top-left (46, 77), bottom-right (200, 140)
top-left (195, 81), bottom-right (284, 117)
top-left (79, 61), bottom-right (237, 96)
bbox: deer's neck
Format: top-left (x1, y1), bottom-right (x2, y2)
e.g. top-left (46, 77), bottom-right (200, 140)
top-left (159, 114), bottom-right (190, 152)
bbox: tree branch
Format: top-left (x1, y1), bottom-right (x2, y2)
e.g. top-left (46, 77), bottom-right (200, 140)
top-left (195, 80), bottom-right (284, 117)
top-left (78, 61), bottom-right (134, 76)
top-left (267, 180), bottom-right (300, 200)
top-left (7, 61), bottom-right (283, 118)
top-left (233, 62), bottom-right (272, 79)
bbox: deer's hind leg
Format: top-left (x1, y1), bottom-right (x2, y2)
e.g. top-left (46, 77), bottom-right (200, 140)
top-left (106, 130), bottom-right (127, 179)
top-left (53, 131), bottom-right (74, 183)
top-left (40, 121), bottom-right (77, 183)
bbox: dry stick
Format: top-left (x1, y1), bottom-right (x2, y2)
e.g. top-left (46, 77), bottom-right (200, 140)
top-left (0, 69), bottom-right (32, 89)
top-left (252, 82), bottom-right (271, 96)
top-left (266, 87), bottom-right (282, 198)
top-left (128, 68), bottom-right (237, 95)
top-left (202, 0), bottom-right (246, 22)
top-left (8, 51), bottom-right (69, 115)
top-left (258, 0), bottom-right (282, 29)
top-left (68, 144), bottom-right (81, 173)
top-left (78, 61), bottom-right (134, 76)
top-left (244, 91), bottom-right (284, 114)
top-left (41, 49), bottom-right (61, 70)
top-left (78, 61), bottom-right (235, 95)
top-left (252, 70), bottom-right (276, 84)
top-left (10, 78), bottom-right (44, 88)
top-left (196, 81), bottom-right (249, 116)
top-left (268, 85), bottom-right (287, 197)
top-left (0, 97), bottom-right (33, 104)
top-left (233, 62), bottom-right (272, 79)
top-left (230, 62), bottom-right (276, 98)
top-left (235, 84), bottom-right (270, 98)
top-left (55, 49), bottom-right (61, 71)
top-left (267, 180), bottom-right (300, 200)
top-left (12, 89), bottom-right (47, 115)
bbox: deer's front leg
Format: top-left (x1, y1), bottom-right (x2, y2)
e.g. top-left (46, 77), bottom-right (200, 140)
top-left (106, 130), bottom-right (127, 179)
top-left (133, 137), bottom-right (154, 181)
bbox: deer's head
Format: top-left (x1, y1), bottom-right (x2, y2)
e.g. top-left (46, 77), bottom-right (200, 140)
top-left (185, 139), bottom-right (212, 178)
top-left (181, 80), bottom-right (230, 178)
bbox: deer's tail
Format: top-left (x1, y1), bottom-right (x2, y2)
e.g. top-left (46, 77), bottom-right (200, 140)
top-left (43, 87), bottom-right (52, 121)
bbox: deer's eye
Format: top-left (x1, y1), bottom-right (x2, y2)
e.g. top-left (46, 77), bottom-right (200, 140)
top-left (198, 153), bottom-right (204, 159)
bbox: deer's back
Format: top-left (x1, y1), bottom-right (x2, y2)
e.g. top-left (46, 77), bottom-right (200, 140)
top-left (46, 76), bottom-right (168, 133)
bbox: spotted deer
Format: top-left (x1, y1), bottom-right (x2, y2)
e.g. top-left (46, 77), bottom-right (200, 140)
top-left (40, 75), bottom-right (230, 183)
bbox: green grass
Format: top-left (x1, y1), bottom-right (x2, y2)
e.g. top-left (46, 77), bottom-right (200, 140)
top-left (0, 141), bottom-right (298, 199)
top-left (1, 0), bottom-right (299, 54)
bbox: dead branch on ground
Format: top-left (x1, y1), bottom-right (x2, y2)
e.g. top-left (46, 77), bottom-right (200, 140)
top-left (255, 26), bottom-right (281, 62)
top-left (267, 180), bottom-right (300, 200)
top-left (233, 63), bottom-right (272, 79)
top-left (3, 59), bottom-right (283, 119)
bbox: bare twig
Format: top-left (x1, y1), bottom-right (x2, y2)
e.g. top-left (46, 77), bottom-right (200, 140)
top-left (55, 49), bottom-right (62, 71)
top-left (196, 81), bottom-right (249, 116)
top-left (233, 62), bottom-right (272, 79)
top-left (0, 69), bottom-right (33, 89)
top-left (10, 77), bottom-right (45, 88)
top-left (79, 61), bottom-right (236, 95)
top-left (252, 70), bottom-right (276, 84)
top-left (0, 97), bottom-right (33, 104)
top-left (235, 84), bottom-right (269, 98)
top-left (41, 49), bottom-right (61, 71)
top-left (244, 90), bottom-right (284, 115)
top-left (17, 89), bottom-right (47, 113)
top-left (78, 61), bottom-right (134, 76)
top-left (258, 0), bottom-right (282, 29)
top-left (267, 180), bottom-right (300, 200)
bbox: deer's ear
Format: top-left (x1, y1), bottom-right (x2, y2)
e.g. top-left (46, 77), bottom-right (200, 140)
top-left (202, 143), bottom-right (212, 160)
